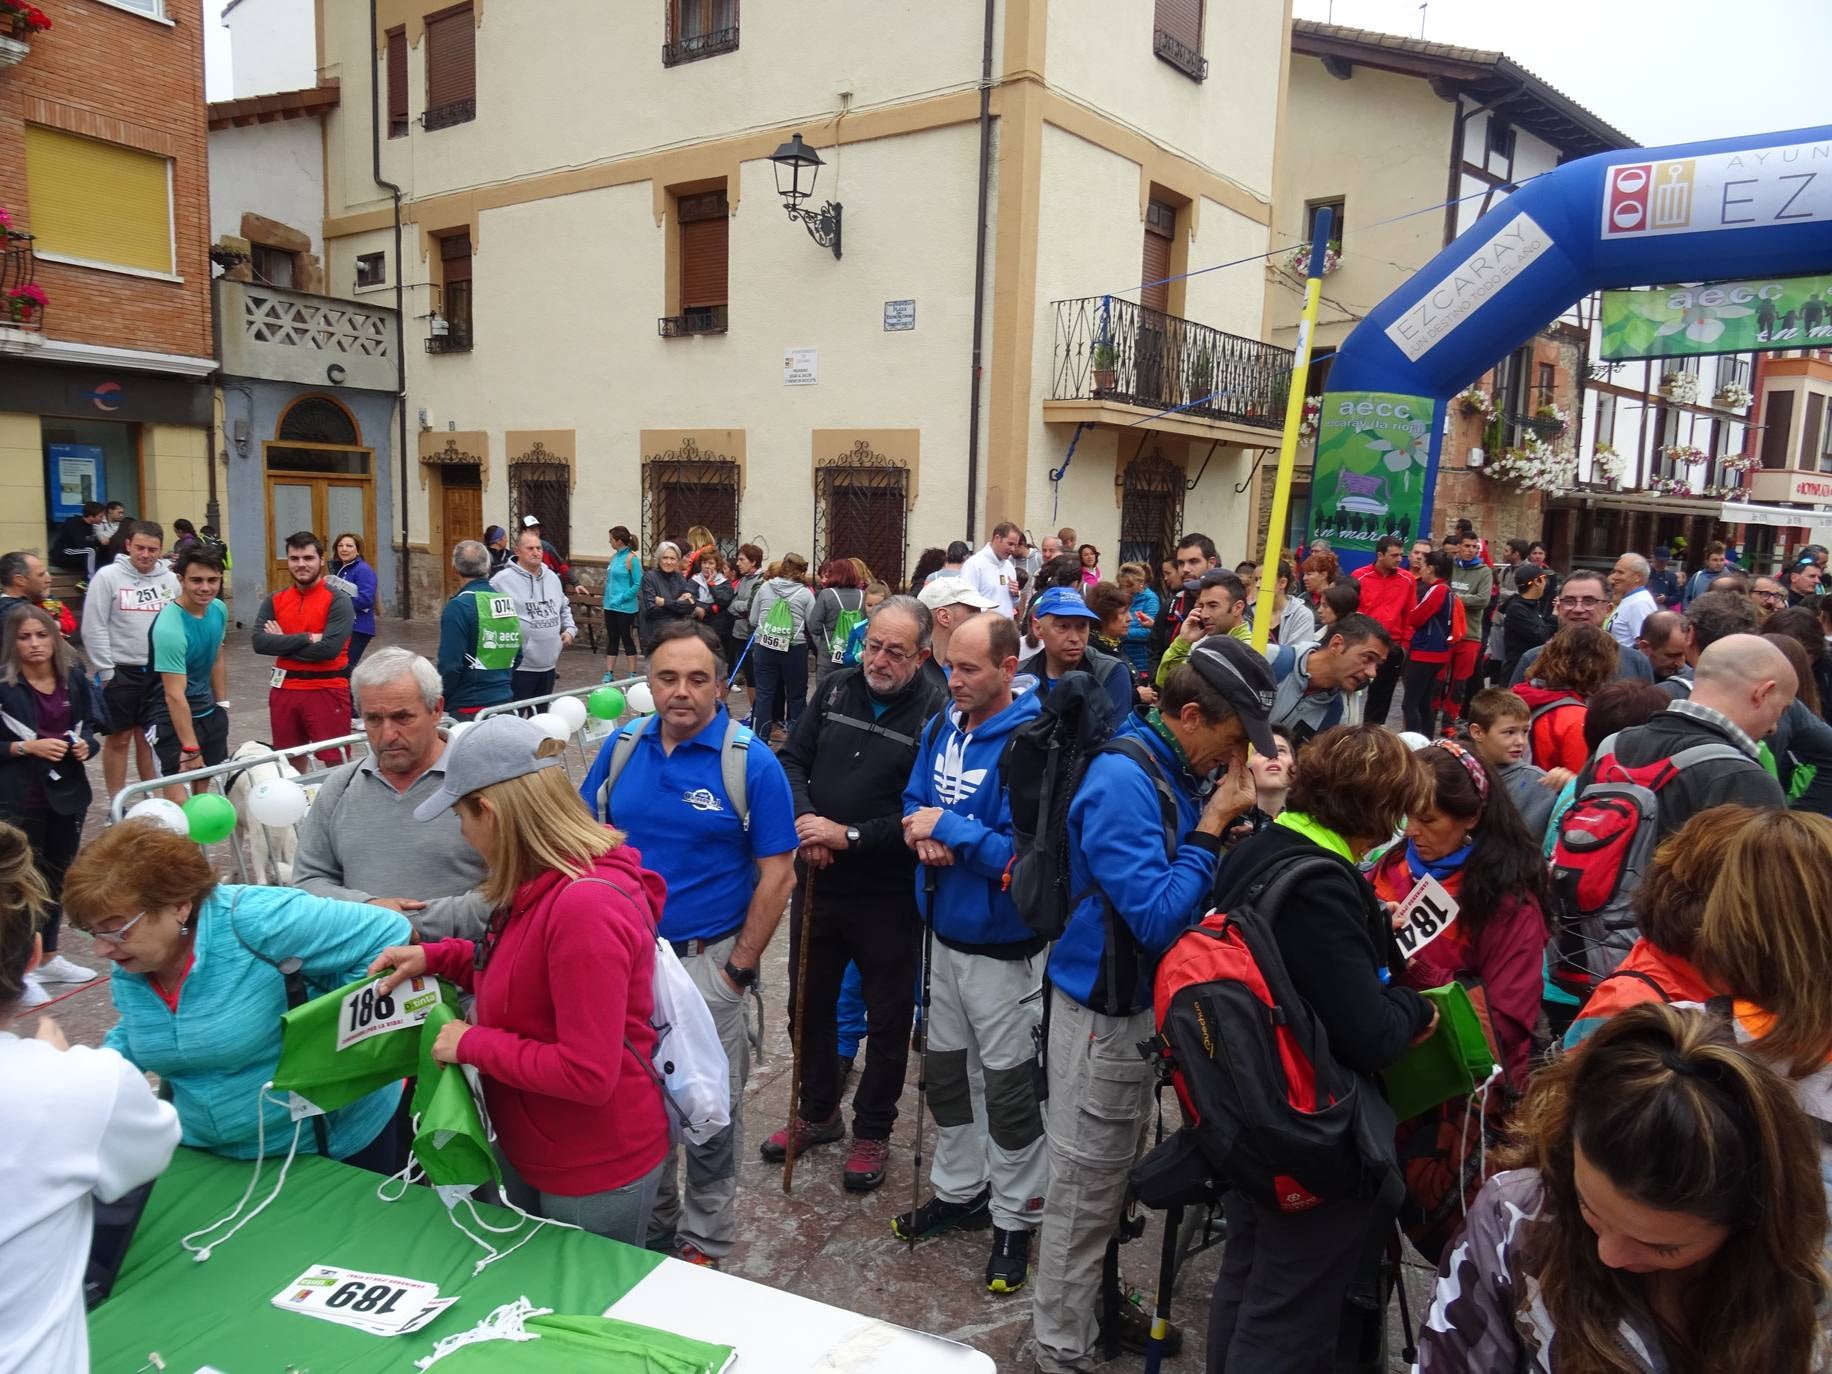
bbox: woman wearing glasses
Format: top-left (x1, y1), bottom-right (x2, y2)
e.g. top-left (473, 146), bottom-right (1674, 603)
top-left (60, 821), bottom-right (412, 1172)
top-left (368, 715), bottom-right (669, 1246)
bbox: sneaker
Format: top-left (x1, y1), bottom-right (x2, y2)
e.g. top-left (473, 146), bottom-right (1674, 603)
top-left (985, 1226), bottom-right (1031, 1294)
top-left (17, 974), bottom-right (49, 1009)
top-left (842, 1136), bottom-right (890, 1192)
top-left (601, 672), bottom-right (616, 684)
top-left (672, 1241), bottom-right (720, 1269)
top-left (891, 1184), bottom-right (992, 1242)
top-left (35, 954), bottom-right (99, 984)
top-left (1098, 1285), bottom-right (1182, 1357)
top-left (758, 1111), bottom-right (844, 1163)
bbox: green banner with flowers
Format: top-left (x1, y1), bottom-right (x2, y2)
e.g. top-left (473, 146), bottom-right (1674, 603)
top-left (1600, 274), bottom-right (1832, 361)
top-left (1307, 392), bottom-right (1435, 559)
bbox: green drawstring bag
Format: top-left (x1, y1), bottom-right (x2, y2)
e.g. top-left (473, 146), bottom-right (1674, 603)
top-left (272, 972), bottom-right (454, 1116)
top-left (754, 593), bottom-right (794, 652)
top-left (420, 1302), bottom-right (737, 1373)
top-left (1381, 982), bottom-right (1499, 1123)
top-left (408, 999), bottom-right (500, 1195)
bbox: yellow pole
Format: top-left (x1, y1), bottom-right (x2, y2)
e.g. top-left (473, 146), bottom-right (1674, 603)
top-left (1250, 209), bottom-right (1333, 655)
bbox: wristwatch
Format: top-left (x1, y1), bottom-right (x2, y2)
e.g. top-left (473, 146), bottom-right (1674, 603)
top-left (723, 960), bottom-right (758, 990)
top-left (845, 826), bottom-right (861, 847)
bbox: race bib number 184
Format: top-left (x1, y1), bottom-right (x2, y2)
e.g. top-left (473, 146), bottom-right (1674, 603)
top-left (1393, 875), bottom-right (1459, 961)
top-left (337, 976), bottom-right (438, 1052)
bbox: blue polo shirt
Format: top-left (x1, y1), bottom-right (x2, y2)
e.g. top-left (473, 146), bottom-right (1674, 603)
top-left (579, 708), bottom-right (798, 942)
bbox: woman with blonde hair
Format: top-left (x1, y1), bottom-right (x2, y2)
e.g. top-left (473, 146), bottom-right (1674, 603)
top-left (370, 715), bottom-right (669, 1245)
top-left (1417, 1003), bottom-right (1829, 1372)
top-left (0, 822), bottom-right (179, 1372)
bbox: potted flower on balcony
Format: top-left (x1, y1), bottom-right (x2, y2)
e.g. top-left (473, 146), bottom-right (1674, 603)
top-left (1184, 344), bottom-right (1216, 407)
top-left (1713, 381), bottom-right (1753, 411)
top-left (1530, 402), bottom-right (1569, 440)
top-left (1454, 385), bottom-right (1496, 422)
top-left (1595, 442), bottom-right (1631, 489)
top-left (1281, 240), bottom-right (1341, 280)
top-left (0, 0), bottom-right (51, 65)
top-left (5, 282), bottom-right (45, 331)
top-left (1659, 370), bottom-right (1699, 404)
top-left (1091, 340), bottom-right (1118, 395)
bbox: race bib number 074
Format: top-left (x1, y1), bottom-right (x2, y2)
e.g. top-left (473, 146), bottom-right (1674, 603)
top-left (1393, 875), bottom-right (1459, 961)
top-left (337, 975), bottom-right (438, 1052)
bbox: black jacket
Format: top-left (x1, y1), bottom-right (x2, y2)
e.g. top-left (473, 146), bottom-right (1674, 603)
top-left (0, 667), bottom-right (103, 816)
top-left (1211, 824), bottom-right (1431, 1077)
top-left (1500, 594), bottom-right (1552, 666)
top-left (638, 567), bottom-right (696, 641)
top-left (1573, 706), bottom-right (1784, 838)
top-left (49, 516), bottom-right (98, 572)
top-left (779, 664), bottom-right (948, 896)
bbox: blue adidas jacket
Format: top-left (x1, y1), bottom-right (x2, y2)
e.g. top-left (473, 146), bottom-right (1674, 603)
top-left (1049, 717), bottom-right (1219, 1016)
top-left (901, 689), bottom-right (1043, 951)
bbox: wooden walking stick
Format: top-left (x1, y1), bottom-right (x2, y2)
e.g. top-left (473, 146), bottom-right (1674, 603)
top-left (781, 862), bottom-right (819, 1193)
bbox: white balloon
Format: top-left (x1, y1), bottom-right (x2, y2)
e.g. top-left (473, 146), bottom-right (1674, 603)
top-left (549, 695), bottom-right (588, 733)
top-left (627, 681), bottom-right (656, 715)
top-left (247, 777), bottom-right (309, 827)
top-left (126, 797), bottom-right (190, 835)
top-left (530, 711), bottom-right (574, 743)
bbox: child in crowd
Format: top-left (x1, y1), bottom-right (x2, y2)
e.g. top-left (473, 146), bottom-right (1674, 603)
top-left (1222, 724), bottom-right (1294, 849)
top-left (841, 580), bottom-right (891, 665)
top-left (1464, 687), bottom-right (1562, 838)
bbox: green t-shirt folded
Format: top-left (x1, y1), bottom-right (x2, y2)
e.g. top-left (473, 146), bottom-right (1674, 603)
top-left (433, 1313), bottom-right (736, 1373)
top-left (1380, 982), bottom-right (1497, 1123)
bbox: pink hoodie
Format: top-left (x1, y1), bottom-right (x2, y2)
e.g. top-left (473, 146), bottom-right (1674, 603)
top-left (423, 843), bottom-right (670, 1196)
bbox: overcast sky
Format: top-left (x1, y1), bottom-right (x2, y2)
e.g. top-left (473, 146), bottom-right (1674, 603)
top-left (205, 0), bottom-right (1831, 150)
top-left (1293, 0), bottom-right (1832, 148)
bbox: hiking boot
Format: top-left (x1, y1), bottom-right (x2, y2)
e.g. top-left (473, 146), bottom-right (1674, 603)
top-left (891, 1185), bottom-right (992, 1242)
top-left (758, 1112), bottom-right (844, 1163)
top-left (985, 1226), bottom-right (1031, 1294)
top-left (1098, 1283), bottom-right (1181, 1356)
top-left (672, 1241), bottom-right (720, 1269)
top-left (842, 1136), bottom-right (890, 1192)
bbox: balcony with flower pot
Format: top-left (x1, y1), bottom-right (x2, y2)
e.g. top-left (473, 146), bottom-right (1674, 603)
top-left (0, 212), bottom-right (45, 351)
top-left (0, 0), bottom-right (51, 68)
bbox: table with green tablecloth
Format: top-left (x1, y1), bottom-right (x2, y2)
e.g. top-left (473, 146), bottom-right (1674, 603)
top-left (88, 1147), bottom-right (662, 1372)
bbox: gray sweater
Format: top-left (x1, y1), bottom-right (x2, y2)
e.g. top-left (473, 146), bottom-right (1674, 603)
top-left (292, 751), bottom-right (490, 940)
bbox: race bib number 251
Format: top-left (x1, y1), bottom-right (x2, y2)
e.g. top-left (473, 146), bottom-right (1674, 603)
top-left (337, 976), bottom-right (438, 1051)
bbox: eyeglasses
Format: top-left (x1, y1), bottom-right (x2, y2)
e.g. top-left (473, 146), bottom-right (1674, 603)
top-left (862, 639), bottom-right (918, 663)
top-left (88, 911), bottom-right (148, 948)
top-left (1755, 589), bottom-right (1787, 602)
top-left (1558, 596), bottom-right (1605, 608)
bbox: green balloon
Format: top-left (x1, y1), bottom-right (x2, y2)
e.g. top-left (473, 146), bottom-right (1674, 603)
top-left (184, 792), bottom-right (237, 845)
top-left (588, 686), bottom-right (625, 720)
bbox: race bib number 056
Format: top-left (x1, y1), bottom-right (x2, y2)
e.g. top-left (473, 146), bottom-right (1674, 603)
top-left (337, 975), bottom-right (438, 1052)
top-left (1393, 875), bottom-right (1459, 961)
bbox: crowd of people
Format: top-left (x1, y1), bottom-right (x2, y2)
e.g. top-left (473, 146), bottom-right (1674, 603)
top-left (2, 508), bottom-right (1832, 1374)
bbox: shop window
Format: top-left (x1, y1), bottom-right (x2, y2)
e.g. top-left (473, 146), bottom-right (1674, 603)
top-left (41, 419), bottom-right (141, 541)
top-left (23, 125), bottom-right (174, 276)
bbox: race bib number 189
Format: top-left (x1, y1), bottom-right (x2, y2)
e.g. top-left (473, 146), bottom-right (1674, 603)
top-left (1393, 875), bottom-right (1459, 961)
top-left (336, 975), bottom-right (438, 1052)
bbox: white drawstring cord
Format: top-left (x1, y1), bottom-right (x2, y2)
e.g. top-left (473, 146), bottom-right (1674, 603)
top-left (181, 1083), bottom-right (304, 1263)
top-left (1458, 1064), bottom-right (1504, 1216)
top-left (414, 1297), bottom-right (552, 1370)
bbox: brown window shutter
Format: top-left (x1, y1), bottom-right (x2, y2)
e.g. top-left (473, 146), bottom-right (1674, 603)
top-left (425, 4), bottom-right (475, 111)
top-left (1154, 0), bottom-right (1202, 48)
top-left (440, 231), bottom-right (473, 282)
top-left (386, 29), bottom-right (408, 129)
top-left (1141, 200), bottom-right (1174, 314)
top-left (679, 193), bottom-right (729, 310)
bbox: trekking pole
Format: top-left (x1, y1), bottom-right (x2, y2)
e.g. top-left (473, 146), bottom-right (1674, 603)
top-left (726, 634), bottom-right (756, 691)
top-left (1144, 1204), bottom-right (1183, 1374)
top-left (909, 864), bottom-right (937, 1254)
top-left (782, 864), bottom-right (819, 1194)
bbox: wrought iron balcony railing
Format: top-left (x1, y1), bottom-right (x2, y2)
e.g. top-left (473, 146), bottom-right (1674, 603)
top-left (1, 230), bottom-right (44, 336)
top-left (425, 326), bottom-right (472, 354)
top-left (658, 305), bottom-right (728, 337)
top-left (422, 97), bottom-right (476, 131)
top-left (663, 25), bottom-right (738, 67)
top-left (1050, 295), bottom-right (1291, 431)
top-left (1153, 28), bottom-right (1208, 81)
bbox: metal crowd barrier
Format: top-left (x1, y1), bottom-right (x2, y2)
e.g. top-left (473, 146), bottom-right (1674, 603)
top-left (474, 676), bottom-right (647, 770)
top-left (108, 731), bottom-right (371, 885)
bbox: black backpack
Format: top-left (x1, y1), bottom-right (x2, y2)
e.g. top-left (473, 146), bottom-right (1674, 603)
top-left (1002, 676), bottom-right (1177, 943)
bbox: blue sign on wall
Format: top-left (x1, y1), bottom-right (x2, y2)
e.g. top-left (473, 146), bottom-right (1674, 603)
top-left (45, 443), bottom-right (104, 521)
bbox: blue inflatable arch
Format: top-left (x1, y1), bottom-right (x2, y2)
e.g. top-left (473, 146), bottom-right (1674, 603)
top-left (1317, 123), bottom-right (1832, 559)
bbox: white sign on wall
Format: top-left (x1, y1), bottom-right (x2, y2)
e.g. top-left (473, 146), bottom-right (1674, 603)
top-left (784, 347), bottom-right (819, 385)
top-left (883, 300), bottom-right (916, 331)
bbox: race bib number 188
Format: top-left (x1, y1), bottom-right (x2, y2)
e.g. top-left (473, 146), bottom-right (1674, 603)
top-left (336, 975), bottom-right (438, 1052)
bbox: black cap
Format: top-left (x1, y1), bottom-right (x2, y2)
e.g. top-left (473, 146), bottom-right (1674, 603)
top-left (1515, 562), bottom-right (1549, 586)
top-left (1183, 636), bottom-right (1278, 757)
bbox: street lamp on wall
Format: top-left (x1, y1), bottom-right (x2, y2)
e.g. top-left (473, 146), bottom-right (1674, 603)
top-left (766, 133), bottom-right (842, 260)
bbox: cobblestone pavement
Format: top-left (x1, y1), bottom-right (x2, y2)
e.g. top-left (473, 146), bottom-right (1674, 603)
top-left (41, 613), bottom-right (1433, 1371)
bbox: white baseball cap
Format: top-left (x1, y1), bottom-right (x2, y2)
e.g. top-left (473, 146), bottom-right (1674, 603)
top-left (918, 576), bottom-right (996, 612)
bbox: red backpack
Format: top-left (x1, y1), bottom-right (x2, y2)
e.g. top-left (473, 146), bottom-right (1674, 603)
top-left (1143, 855), bottom-right (1397, 1214)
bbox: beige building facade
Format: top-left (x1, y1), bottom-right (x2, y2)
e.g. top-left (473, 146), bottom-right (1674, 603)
top-left (310, 0), bottom-right (1295, 604)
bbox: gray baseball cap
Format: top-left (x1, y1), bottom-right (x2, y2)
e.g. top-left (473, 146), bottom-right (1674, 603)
top-left (413, 714), bottom-right (564, 821)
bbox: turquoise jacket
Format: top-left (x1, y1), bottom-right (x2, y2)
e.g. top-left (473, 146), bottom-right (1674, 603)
top-left (602, 547), bottom-right (642, 614)
top-left (103, 884), bottom-right (410, 1161)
